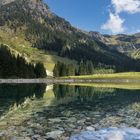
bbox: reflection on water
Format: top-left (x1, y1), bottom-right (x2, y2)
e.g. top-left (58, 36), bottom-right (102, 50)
top-left (55, 84), bottom-right (140, 102)
top-left (53, 85), bottom-right (140, 110)
top-left (0, 84), bottom-right (46, 117)
top-left (0, 84), bottom-right (140, 139)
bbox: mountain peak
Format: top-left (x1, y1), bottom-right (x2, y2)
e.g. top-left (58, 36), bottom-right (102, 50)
top-left (89, 31), bottom-right (107, 43)
top-left (0, 0), bottom-right (43, 5)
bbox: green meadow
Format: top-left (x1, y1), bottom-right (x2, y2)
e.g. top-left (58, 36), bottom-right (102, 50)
top-left (66, 72), bottom-right (140, 80)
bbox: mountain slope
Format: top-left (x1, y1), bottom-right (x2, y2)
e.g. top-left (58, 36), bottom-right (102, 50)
top-left (0, 0), bottom-right (77, 72)
top-left (89, 32), bottom-right (140, 59)
top-left (106, 34), bottom-right (140, 59)
top-left (0, 0), bottom-right (140, 73)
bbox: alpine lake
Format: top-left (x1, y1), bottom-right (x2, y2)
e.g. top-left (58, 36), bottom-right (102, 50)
top-left (0, 82), bottom-right (140, 140)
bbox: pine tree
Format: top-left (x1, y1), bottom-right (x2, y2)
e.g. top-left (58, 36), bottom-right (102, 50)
top-left (78, 60), bottom-right (86, 75)
top-left (60, 63), bottom-right (67, 76)
top-left (34, 62), bottom-right (47, 78)
top-left (86, 61), bottom-right (94, 75)
top-left (67, 64), bottom-right (75, 76)
top-left (53, 62), bottom-right (62, 77)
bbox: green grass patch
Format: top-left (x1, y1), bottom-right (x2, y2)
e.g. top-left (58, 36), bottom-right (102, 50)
top-left (66, 72), bottom-right (140, 80)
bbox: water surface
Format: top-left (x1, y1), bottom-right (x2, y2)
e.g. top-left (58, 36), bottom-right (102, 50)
top-left (0, 84), bottom-right (140, 139)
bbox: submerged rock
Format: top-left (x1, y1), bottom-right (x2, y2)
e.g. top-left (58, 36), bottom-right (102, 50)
top-left (86, 126), bottom-right (95, 131)
top-left (46, 130), bottom-right (64, 139)
top-left (70, 127), bottom-right (140, 140)
top-left (48, 118), bottom-right (62, 123)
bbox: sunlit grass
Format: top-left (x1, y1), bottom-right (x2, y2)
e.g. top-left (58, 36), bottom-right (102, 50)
top-left (66, 72), bottom-right (140, 80)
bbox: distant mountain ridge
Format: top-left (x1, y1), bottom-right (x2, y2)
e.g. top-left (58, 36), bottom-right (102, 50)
top-left (89, 31), bottom-right (140, 59)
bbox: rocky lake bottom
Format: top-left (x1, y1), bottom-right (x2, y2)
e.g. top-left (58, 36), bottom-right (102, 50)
top-left (0, 84), bottom-right (140, 140)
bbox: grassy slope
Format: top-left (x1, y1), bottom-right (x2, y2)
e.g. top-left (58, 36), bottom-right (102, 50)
top-left (66, 72), bottom-right (140, 80)
top-left (131, 48), bottom-right (140, 59)
top-left (0, 28), bottom-right (77, 72)
top-left (105, 35), bottom-right (140, 59)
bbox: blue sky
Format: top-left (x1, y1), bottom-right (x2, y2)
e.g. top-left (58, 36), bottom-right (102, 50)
top-left (44, 0), bottom-right (140, 34)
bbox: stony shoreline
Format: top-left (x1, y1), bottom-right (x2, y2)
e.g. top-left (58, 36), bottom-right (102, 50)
top-left (0, 99), bottom-right (140, 140)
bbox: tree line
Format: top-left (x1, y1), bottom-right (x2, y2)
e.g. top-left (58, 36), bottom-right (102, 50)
top-left (0, 44), bottom-right (46, 78)
top-left (53, 60), bottom-right (111, 77)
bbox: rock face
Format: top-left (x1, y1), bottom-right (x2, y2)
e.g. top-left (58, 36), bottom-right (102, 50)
top-left (70, 127), bottom-right (140, 140)
top-left (89, 31), bottom-right (107, 43)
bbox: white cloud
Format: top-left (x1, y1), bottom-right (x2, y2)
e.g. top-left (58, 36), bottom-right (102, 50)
top-left (101, 0), bottom-right (140, 34)
top-left (112, 0), bottom-right (140, 14)
top-left (136, 29), bottom-right (140, 32)
top-left (101, 12), bottom-right (125, 34)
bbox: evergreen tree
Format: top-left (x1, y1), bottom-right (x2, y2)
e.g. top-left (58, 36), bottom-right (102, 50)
top-left (60, 63), bottom-right (67, 76)
top-left (86, 61), bottom-right (94, 75)
top-left (53, 62), bottom-right (76, 77)
top-left (67, 64), bottom-right (75, 76)
top-left (78, 60), bottom-right (86, 75)
top-left (34, 63), bottom-right (47, 78)
top-left (53, 62), bottom-right (62, 77)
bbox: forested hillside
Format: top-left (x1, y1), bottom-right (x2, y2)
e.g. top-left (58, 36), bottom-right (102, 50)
top-left (0, 0), bottom-right (140, 77)
top-left (0, 44), bottom-right (46, 78)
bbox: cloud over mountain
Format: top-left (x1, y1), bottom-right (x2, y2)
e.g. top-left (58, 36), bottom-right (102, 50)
top-left (101, 13), bottom-right (125, 34)
top-left (102, 0), bottom-right (140, 34)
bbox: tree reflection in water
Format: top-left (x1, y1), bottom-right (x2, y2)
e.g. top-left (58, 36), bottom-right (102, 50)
top-left (0, 84), bottom-right (46, 116)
